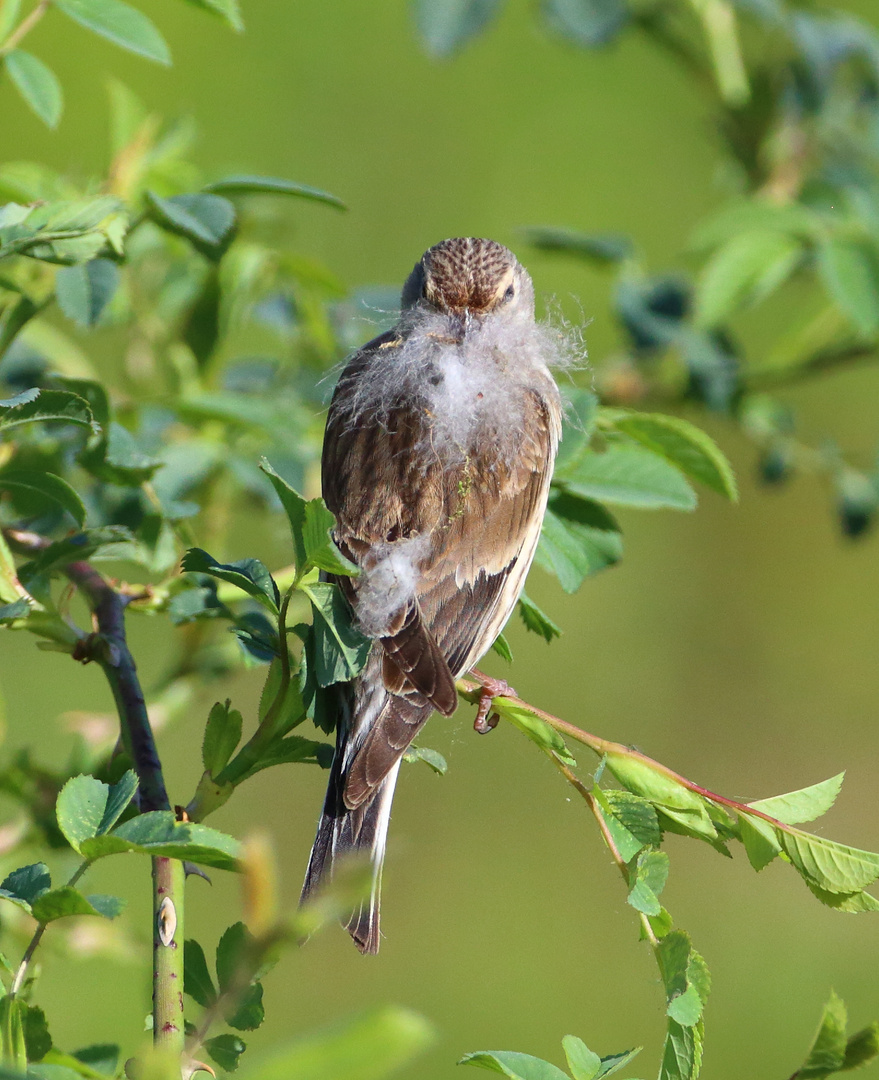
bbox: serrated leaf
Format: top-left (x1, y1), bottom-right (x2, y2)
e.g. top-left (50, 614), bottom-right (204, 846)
top-left (659, 1018), bottom-right (701, 1080)
top-left (0, 388), bottom-right (95, 432)
top-left (490, 632), bottom-right (513, 662)
top-left (495, 701), bottom-right (576, 767)
top-left (30, 887), bottom-right (123, 922)
top-left (542, 0), bottom-right (628, 47)
top-left (627, 849), bottom-right (669, 916)
top-left (0, 470), bottom-right (86, 527)
top-left (0, 863), bottom-right (51, 911)
top-left (55, 0), bottom-right (171, 64)
top-left (536, 493), bottom-right (622, 591)
top-left (300, 581), bottom-right (371, 687)
top-left (216, 921), bottom-right (251, 993)
top-left (56, 772), bottom-right (138, 853)
top-left (747, 772), bottom-right (845, 825)
top-left (303, 499), bottom-right (359, 576)
top-left (843, 1023), bottom-right (879, 1070)
top-left (736, 812), bottom-right (781, 871)
top-left (601, 410), bottom-right (737, 501)
top-left (806, 883), bottom-right (879, 912)
top-left (780, 830), bottom-right (879, 894)
top-left (55, 259), bottom-right (120, 327)
top-left (594, 1047), bottom-right (642, 1078)
top-left (695, 229), bottom-right (802, 328)
top-left (19, 528), bottom-right (130, 590)
top-left (227, 982), bottom-right (264, 1031)
top-left (797, 991), bottom-right (847, 1078)
top-left (524, 227), bottom-right (632, 263)
top-left (414, 0), bottom-right (503, 58)
top-left (517, 592), bottom-right (561, 642)
top-left (818, 237), bottom-right (879, 338)
top-left (205, 1033), bottom-right (247, 1072)
top-left (22, 1002), bottom-right (51, 1063)
top-left (146, 191), bottom-right (235, 258)
top-left (202, 700), bottom-right (243, 774)
top-left (182, 549), bottom-right (279, 614)
top-left (259, 458), bottom-right (307, 569)
top-left (4, 50), bottom-right (63, 128)
top-left (184, 939), bottom-right (217, 1008)
top-left (458, 1050), bottom-right (571, 1080)
top-left (80, 811), bottom-right (241, 871)
top-left (204, 175), bottom-right (345, 208)
top-left (402, 746), bottom-right (448, 775)
top-left (561, 1035), bottom-right (600, 1080)
top-left (558, 444), bottom-right (698, 510)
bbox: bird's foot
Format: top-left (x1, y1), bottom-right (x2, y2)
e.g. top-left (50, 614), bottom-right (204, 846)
top-left (471, 670), bottom-right (517, 734)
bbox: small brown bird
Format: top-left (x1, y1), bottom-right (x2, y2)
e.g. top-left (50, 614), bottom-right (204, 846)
top-left (301, 237), bottom-right (564, 952)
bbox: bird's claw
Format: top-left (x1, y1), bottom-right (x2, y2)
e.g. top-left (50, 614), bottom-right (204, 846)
top-left (472, 674), bottom-right (516, 734)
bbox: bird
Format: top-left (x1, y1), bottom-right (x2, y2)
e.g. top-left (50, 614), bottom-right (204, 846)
top-left (300, 237), bottom-right (564, 953)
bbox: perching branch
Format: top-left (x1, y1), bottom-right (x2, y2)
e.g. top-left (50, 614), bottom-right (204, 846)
top-left (3, 528), bottom-right (184, 1064)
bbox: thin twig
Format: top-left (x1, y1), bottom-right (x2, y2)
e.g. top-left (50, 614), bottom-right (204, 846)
top-left (0, 0), bottom-right (51, 55)
top-left (10, 861), bottom-right (89, 996)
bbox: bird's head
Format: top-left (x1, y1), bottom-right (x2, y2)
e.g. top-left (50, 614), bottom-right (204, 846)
top-left (401, 238), bottom-right (534, 336)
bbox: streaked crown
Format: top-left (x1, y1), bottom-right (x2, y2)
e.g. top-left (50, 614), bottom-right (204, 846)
top-left (402, 237), bottom-right (529, 314)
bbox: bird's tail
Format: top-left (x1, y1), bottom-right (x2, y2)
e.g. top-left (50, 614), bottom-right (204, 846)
top-left (300, 752), bottom-right (401, 954)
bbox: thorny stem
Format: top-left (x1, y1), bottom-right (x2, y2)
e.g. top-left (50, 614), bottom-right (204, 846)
top-left (0, 0), bottom-right (50, 55)
top-left (10, 861), bottom-right (89, 997)
top-left (3, 529), bottom-right (184, 1064)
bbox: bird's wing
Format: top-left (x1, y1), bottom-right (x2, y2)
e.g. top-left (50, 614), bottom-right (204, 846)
top-left (323, 332), bottom-right (560, 808)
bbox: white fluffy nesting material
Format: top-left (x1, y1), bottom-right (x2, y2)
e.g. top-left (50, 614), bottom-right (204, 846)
top-left (336, 307), bottom-right (583, 466)
top-left (354, 536), bottom-right (429, 638)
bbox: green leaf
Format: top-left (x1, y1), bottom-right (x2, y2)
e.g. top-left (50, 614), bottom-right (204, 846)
top-left (490, 632), bottom-right (513, 662)
top-left (4, 51), bottom-right (63, 128)
top-left (797, 991), bottom-right (847, 1078)
top-left (736, 813), bottom-right (781, 871)
top-left (183, 0), bottom-right (243, 31)
top-left (561, 1035), bottom-right (601, 1080)
top-left (0, 599), bottom-right (30, 623)
top-left (55, 0), bottom-right (171, 64)
top-left (303, 499), bottom-right (360, 576)
top-left (593, 1047), bottom-right (642, 1078)
top-left (72, 1044), bottom-right (120, 1075)
top-left (627, 849), bottom-right (669, 916)
top-left (80, 811), bottom-right (241, 871)
top-left (146, 191), bottom-right (236, 258)
top-left (817, 237), bottom-right (879, 337)
top-left (603, 752), bottom-right (713, 828)
top-left (747, 772), bottom-right (845, 825)
top-left (593, 788), bottom-right (660, 862)
top-left (402, 746), bottom-right (448, 775)
top-left (0, 389), bottom-right (95, 433)
top-left (557, 444), bottom-right (697, 510)
top-left (259, 459), bottom-right (307, 568)
top-left (56, 772), bottom-right (138, 854)
top-left (0, 471), bottom-right (86, 527)
top-left (205, 1034), bottom-right (247, 1072)
top-left (204, 176), bottom-right (345, 209)
top-left (79, 421), bottom-right (161, 485)
top-left (182, 549), bottom-right (280, 614)
top-left (495, 701), bottom-right (576, 767)
top-left (0, 863), bottom-right (51, 912)
top-left (542, 0), bottom-right (628, 48)
top-left (691, 199), bottom-right (818, 251)
top-left (806, 883), bottom-right (879, 913)
top-left (517, 592), bottom-right (561, 642)
top-left (523, 227), bottom-right (632, 263)
top-left (55, 259), bottom-right (120, 327)
top-left (659, 1018), bottom-right (701, 1080)
top-left (21, 1003), bottom-right (51, 1063)
top-left (0, 0), bottom-right (22, 45)
top-left (843, 1023), bottom-right (879, 1070)
top-left (300, 581), bottom-right (371, 686)
top-left (235, 1006), bottom-right (433, 1080)
top-left (458, 1051), bottom-right (570, 1080)
top-left (30, 887), bottom-right (124, 922)
top-left (202, 700), bottom-right (243, 775)
top-left (695, 229), bottom-right (802, 328)
top-left (215, 921), bottom-right (250, 992)
top-left (242, 735), bottom-right (331, 776)
top-left (779, 830), bottom-right (879, 894)
top-left (536, 493), bottom-right (622, 591)
top-left (227, 983), bottom-right (264, 1032)
top-left (18, 528), bottom-right (130, 588)
top-left (184, 939), bottom-right (217, 1008)
top-left (601, 410), bottom-right (737, 501)
top-left (414, 0), bottom-right (502, 58)
top-left (0, 994), bottom-right (27, 1073)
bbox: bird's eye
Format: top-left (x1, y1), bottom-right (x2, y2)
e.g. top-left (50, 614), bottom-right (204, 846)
top-left (503, 284), bottom-right (515, 303)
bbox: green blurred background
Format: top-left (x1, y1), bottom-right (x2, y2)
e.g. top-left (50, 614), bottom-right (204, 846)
top-left (3, 0), bottom-right (879, 1076)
